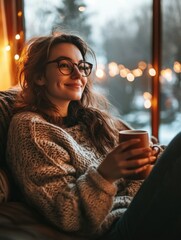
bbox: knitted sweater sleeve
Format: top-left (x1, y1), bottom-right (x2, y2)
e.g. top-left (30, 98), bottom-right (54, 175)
top-left (6, 113), bottom-right (119, 235)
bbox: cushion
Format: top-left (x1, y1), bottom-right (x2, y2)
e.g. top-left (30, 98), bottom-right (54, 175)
top-left (0, 202), bottom-right (88, 240)
top-left (0, 88), bottom-right (19, 202)
top-left (0, 88), bottom-right (89, 238)
top-left (0, 88), bottom-right (18, 165)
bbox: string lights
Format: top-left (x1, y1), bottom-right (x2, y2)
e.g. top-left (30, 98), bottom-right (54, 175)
top-left (95, 60), bottom-right (181, 109)
top-left (2, 0), bottom-right (24, 89)
top-left (5, 34), bottom-right (181, 80)
top-left (2, 2), bottom-right (181, 109)
top-left (5, 31), bottom-right (21, 60)
top-left (95, 61), bottom-right (181, 82)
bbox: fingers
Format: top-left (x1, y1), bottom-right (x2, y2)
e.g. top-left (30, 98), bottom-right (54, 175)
top-left (123, 147), bottom-right (151, 160)
top-left (113, 139), bottom-right (141, 154)
top-left (118, 156), bottom-right (156, 169)
top-left (120, 164), bottom-right (151, 178)
top-left (98, 139), bottom-right (157, 182)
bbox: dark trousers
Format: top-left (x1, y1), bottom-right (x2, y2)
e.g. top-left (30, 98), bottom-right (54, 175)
top-left (104, 131), bottom-right (181, 240)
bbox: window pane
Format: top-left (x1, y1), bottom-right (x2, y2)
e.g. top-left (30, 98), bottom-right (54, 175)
top-left (160, 0), bottom-right (181, 144)
top-left (24, 0), bottom-right (152, 135)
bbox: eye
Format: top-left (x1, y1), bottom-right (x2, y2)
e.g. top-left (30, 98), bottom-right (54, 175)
top-left (79, 63), bottom-right (90, 72)
top-left (78, 65), bottom-right (86, 72)
top-left (58, 61), bottom-right (71, 70)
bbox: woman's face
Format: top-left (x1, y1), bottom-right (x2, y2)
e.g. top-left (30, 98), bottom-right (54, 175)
top-left (40, 43), bottom-right (88, 113)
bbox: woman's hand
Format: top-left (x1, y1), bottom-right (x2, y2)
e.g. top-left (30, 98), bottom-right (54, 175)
top-left (97, 139), bottom-right (156, 183)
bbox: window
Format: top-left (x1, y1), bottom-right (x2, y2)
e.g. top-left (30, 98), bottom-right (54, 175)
top-left (24, 0), bottom-right (181, 144)
top-left (160, 0), bottom-right (181, 144)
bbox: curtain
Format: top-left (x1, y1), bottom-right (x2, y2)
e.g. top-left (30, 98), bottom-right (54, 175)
top-left (0, 0), bottom-right (24, 90)
top-left (0, 0), bottom-right (12, 90)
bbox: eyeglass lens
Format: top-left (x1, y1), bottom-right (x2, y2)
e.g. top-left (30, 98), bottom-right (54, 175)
top-left (58, 59), bottom-right (92, 77)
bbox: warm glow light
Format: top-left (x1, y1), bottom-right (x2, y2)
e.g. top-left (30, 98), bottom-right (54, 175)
top-left (78, 6), bottom-right (86, 12)
top-left (144, 99), bottom-right (151, 109)
top-left (17, 11), bottom-right (22, 17)
top-left (173, 61), bottom-right (181, 73)
top-left (0, 43), bottom-right (11, 89)
top-left (132, 68), bottom-right (143, 77)
top-left (0, 0), bottom-right (12, 90)
top-left (120, 68), bottom-right (129, 78)
top-left (118, 64), bottom-right (125, 69)
top-left (14, 54), bottom-right (19, 60)
top-left (5, 45), bottom-right (11, 51)
top-left (15, 34), bottom-right (20, 40)
top-left (96, 69), bottom-right (105, 79)
top-left (108, 62), bottom-right (119, 77)
top-left (127, 73), bottom-right (135, 82)
top-left (161, 68), bottom-right (172, 82)
top-left (148, 68), bottom-right (156, 76)
top-left (143, 91), bottom-right (152, 100)
top-left (138, 61), bottom-right (147, 70)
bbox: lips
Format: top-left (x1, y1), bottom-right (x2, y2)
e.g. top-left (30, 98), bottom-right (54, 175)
top-left (64, 83), bottom-right (82, 88)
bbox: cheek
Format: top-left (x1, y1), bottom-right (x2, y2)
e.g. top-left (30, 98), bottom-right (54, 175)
top-left (45, 68), bottom-right (62, 85)
top-left (82, 78), bottom-right (88, 88)
top-left (50, 68), bottom-right (60, 78)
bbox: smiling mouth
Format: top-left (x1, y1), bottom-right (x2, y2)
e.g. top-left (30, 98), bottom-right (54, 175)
top-left (65, 84), bottom-right (82, 88)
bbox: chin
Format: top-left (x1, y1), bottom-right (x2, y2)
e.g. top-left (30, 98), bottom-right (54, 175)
top-left (72, 94), bottom-right (83, 100)
top-left (72, 97), bottom-right (82, 101)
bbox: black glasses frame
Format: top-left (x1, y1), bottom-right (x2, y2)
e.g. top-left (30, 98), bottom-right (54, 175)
top-left (46, 57), bottom-right (93, 77)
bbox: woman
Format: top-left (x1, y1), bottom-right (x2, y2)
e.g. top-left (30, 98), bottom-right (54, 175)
top-left (6, 32), bottom-right (181, 239)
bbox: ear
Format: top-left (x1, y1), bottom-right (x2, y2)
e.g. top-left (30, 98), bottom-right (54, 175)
top-left (35, 76), bottom-right (46, 86)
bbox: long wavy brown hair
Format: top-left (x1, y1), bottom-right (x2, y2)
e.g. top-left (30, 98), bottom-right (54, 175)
top-left (15, 32), bottom-right (123, 154)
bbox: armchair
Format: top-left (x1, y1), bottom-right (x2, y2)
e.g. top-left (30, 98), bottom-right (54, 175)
top-left (0, 88), bottom-right (87, 240)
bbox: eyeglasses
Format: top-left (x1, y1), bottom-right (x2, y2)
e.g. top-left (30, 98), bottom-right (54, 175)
top-left (46, 57), bottom-right (93, 77)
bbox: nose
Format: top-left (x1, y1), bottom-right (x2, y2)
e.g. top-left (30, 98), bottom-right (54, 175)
top-left (71, 64), bottom-right (82, 79)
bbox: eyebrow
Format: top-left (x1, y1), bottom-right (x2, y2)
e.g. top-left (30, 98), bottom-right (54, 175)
top-left (50, 56), bottom-right (85, 63)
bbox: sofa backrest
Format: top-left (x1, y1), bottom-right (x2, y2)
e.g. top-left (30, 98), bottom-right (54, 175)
top-left (0, 89), bottom-right (18, 162)
top-left (0, 88), bottom-right (19, 202)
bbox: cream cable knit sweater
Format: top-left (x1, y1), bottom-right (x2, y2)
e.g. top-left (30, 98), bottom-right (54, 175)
top-left (6, 112), bottom-right (142, 237)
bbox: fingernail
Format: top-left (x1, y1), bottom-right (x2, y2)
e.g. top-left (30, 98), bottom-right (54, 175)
top-left (149, 156), bottom-right (156, 162)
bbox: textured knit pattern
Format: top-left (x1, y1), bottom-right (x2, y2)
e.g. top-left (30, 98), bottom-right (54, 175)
top-left (6, 112), bottom-right (142, 237)
top-left (0, 89), bottom-right (17, 164)
top-left (0, 89), bottom-right (18, 203)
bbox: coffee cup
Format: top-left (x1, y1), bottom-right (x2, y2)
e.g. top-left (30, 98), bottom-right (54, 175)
top-left (119, 130), bottom-right (152, 180)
